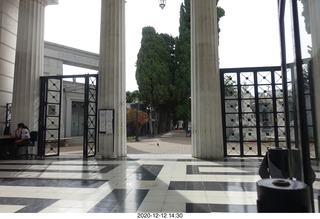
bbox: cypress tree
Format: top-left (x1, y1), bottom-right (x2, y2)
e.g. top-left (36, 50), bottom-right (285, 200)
top-left (136, 27), bottom-right (175, 134)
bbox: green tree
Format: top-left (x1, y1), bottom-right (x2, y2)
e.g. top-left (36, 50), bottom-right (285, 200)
top-left (174, 0), bottom-right (191, 123)
top-left (217, 0), bottom-right (226, 38)
top-left (126, 90), bottom-right (140, 103)
top-left (136, 27), bottom-right (175, 134)
top-left (126, 108), bottom-right (149, 138)
top-left (158, 33), bottom-right (177, 133)
top-left (136, 27), bottom-right (174, 107)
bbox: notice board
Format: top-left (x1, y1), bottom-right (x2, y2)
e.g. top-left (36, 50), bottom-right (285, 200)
top-left (99, 109), bottom-right (114, 134)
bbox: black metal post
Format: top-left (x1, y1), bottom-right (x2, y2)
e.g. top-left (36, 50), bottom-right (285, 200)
top-left (291, 0), bottom-right (314, 211)
top-left (135, 99), bottom-right (140, 141)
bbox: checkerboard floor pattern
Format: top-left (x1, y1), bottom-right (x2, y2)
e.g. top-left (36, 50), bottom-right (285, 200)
top-left (0, 154), bottom-right (319, 213)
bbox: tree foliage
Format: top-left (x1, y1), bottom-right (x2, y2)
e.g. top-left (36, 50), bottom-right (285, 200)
top-left (126, 90), bottom-right (140, 103)
top-left (126, 107), bottom-right (149, 136)
top-left (136, 27), bottom-right (175, 108)
top-left (135, 2), bottom-right (225, 132)
top-left (173, 0), bottom-right (191, 122)
top-left (135, 27), bottom-right (176, 134)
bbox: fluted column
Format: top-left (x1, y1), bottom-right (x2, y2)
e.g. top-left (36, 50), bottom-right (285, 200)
top-left (98, 0), bottom-right (126, 158)
top-left (0, 0), bottom-right (19, 133)
top-left (191, 0), bottom-right (223, 159)
top-left (309, 0), bottom-right (320, 159)
top-left (11, 0), bottom-right (58, 131)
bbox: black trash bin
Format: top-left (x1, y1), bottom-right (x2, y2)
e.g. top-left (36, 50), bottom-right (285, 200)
top-left (256, 178), bottom-right (312, 212)
top-left (264, 147), bottom-right (301, 179)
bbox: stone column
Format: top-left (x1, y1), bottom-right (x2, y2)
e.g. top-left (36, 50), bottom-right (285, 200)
top-left (309, 0), bottom-right (320, 159)
top-left (191, 0), bottom-right (223, 159)
top-left (98, 0), bottom-right (126, 158)
top-left (11, 0), bottom-right (58, 131)
top-left (0, 0), bottom-right (19, 133)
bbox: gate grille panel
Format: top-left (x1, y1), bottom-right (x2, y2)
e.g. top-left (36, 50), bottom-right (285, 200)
top-left (221, 63), bottom-right (317, 158)
top-left (84, 76), bottom-right (98, 158)
top-left (39, 74), bottom-right (98, 158)
top-left (222, 67), bottom-right (285, 157)
top-left (39, 78), bottom-right (62, 157)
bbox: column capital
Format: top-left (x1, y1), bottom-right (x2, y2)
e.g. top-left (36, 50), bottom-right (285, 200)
top-left (21, 0), bottom-right (59, 6)
top-left (44, 0), bottom-right (59, 6)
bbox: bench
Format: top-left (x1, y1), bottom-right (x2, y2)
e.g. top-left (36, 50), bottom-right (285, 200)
top-left (46, 137), bottom-right (72, 147)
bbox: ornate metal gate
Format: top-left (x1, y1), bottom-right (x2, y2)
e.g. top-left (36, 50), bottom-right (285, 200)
top-left (83, 76), bottom-right (98, 157)
top-left (38, 74), bottom-right (98, 158)
top-left (221, 64), bottom-right (317, 158)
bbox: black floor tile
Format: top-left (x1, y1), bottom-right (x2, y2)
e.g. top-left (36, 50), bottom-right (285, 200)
top-left (117, 200), bottom-right (141, 211)
top-left (209, 204), bottom-right (257, 213)
top-left (94, 199), bottom-right (120, 208)
top-left (209, 204), bottom-right (233, 212)
top-left (202, 182), bottom-right (224, 191)
top-left (169, 181), bottom-right (186, 190)
top-left (126, 190), bottom-right (149, 203)
top-left (133, 165), bottom-right (163, 180)
top-left (0, 178), bottom-right (107, 188)
top-left (89, 189), bottom-right (149, 213)
top-left (88, 206), bottom-right (114, 213)
top-left (141, 173), bottom-right (157, 180)
top-left (220, 182), bottom-right (256, 192)
top-left (230, 204), bottom-right (257, 213)
top-left (99, 165), bottom-right (120, 173)
top-left (186, 165), bottom-right (200, 174)
top-left (0, 197), bottom-right (59, 213)
top-left (186, 182), bottom-right (204, 190)
top-left (186, 203), bottom-right (211, 213)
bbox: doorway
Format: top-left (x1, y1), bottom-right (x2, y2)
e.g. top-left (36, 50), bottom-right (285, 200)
top-left (38, 74), bottom-right (98, 158)
top-left (71, 101), bottom-right (85, 136)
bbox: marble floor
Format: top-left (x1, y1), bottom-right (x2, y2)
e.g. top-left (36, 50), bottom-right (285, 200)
top-left (0, 154), bottom-right (319, 214)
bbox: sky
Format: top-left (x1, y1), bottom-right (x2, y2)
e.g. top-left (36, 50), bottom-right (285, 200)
top-left (44, 0), bottom-right (285, 92)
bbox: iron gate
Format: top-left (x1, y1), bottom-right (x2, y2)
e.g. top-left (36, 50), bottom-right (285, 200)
top-left (221, 63), bottom-right (317, 158)
top-left (83, 76), bottom-right (98, 157)
top-left (38, 74), bottom-right (98, 158)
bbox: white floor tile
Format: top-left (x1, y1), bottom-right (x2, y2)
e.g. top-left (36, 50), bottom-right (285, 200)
top-left (207, 196), bottom-right (231, 204)
top-left (0, 205), bottom-right (25, 213)
top-left (138, 202), bottom-right (164, 212)
top-left (228, 196), bottom-right (256, 205)
top-left (164, 195), bottom-right (189, 203)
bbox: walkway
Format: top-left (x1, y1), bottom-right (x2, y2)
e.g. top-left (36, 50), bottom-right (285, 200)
top-left (60, 130), bottom-right (192, 155)
top-left (127, 130), bottom-right (192, 154)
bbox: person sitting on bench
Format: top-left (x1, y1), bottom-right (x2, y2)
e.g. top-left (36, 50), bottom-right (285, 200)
top-left (8, 123), bottom-right (30, 158)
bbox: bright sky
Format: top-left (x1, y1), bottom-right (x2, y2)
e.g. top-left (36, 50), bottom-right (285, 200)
top-left (44, 0), bottom-right (283, 92)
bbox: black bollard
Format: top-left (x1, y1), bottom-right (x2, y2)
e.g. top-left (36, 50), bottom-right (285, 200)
top-left (256, 178), bottom-right (312, 212)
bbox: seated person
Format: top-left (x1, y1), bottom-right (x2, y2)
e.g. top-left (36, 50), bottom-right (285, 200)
top-left (3, 126), bottom-right (10, 135)
top-left (8, 123), bottom-right (30, 158)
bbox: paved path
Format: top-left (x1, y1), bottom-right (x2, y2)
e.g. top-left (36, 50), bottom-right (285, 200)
top-left (127, 130), bottom-right (191, 154)
top-left (60, 130), bottom-right (192, 155)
